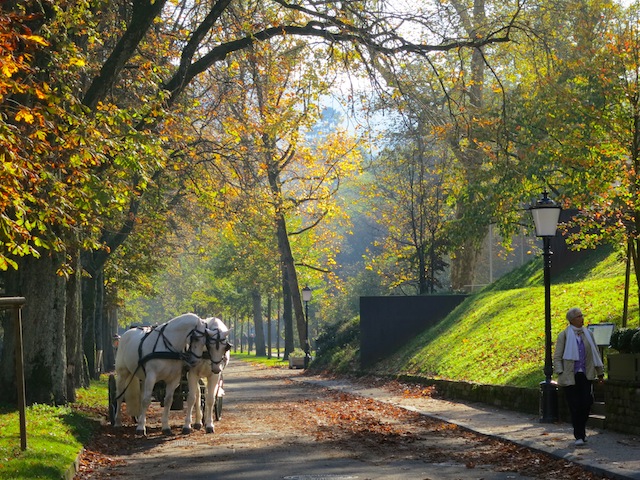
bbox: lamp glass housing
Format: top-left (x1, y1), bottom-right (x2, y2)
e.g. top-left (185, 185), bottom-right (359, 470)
top-left (530, 193), bottom-right (561, 237)
top-left (531, 207), bottom-right (561, 237)
top-left (302, 286), bottom-right (312, 302)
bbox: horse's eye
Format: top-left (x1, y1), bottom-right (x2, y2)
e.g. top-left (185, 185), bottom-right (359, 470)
top-left (225, 343), bottom-right (232, 352)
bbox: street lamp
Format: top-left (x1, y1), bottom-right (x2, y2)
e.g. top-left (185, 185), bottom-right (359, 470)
top-left (530, 190), bottom-right (562, 423)
top-left (302, 286), bottom-right (312, 369)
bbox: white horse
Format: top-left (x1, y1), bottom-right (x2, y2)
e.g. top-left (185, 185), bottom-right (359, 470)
top-left (182, 317), bottom-right (231, 434)
top-left (113, 313), bottom-right (224, 436)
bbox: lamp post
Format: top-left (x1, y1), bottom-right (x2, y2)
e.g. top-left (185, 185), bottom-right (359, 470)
top-left (302, 286), bottom-right (312, 369)
top-left (530, 190), bottom-right (562, 423)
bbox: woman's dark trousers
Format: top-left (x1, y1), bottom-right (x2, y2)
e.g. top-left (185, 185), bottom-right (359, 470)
top-left (563, 372), bottom-right (593, 441)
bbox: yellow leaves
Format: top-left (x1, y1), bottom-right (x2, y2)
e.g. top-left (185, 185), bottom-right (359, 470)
top-left (34, 85), bottom-right (48, 99)
top-left (1, 56), bottom-right (19, 77)
top-left (21, 34), bottom-right (49, 47)
top-left (68, 57), bottom-right (86, 67)
top-left (15, 109), bottom-right (34, 124)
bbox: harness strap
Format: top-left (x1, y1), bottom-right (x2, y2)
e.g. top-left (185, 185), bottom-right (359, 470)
top-left (138, 350), bottom-right (183, 365)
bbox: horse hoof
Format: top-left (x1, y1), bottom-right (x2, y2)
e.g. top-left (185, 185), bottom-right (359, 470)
top-left (205, 426), bottom-right (214, 434)
top-left (182, 427), bottom-right (191, 435)
top-left (135, 429), bottom-right (146, 437)
top-left (162, 428), bottom-right (174, 436)
top-left (193, 423), bottom-right (202, 430)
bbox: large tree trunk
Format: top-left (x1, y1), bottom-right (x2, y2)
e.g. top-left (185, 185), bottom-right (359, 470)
top-left (81, 258), bottom-right (98, 380)
top-left (275, 214), bottom-right (307, 350)
top-left (251, 289), bottom-right (267, 356)
top-left (448, 0), bottom-right (489, 290)
top-left (103, 290), bottom-right (119, 372)
top-left (450, 236), bottom-right (484, 291)
top-left (65, 249), bottom-right (85, 401)
top-left (1, 253), bottom-right (68, 404)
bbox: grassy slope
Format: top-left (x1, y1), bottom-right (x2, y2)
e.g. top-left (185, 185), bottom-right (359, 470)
top-left (374, 246), bottom-right (639, 388)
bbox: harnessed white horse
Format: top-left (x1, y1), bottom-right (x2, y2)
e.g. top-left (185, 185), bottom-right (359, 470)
top-left (182, 317), bottom-right (231, 434)
top-left (113, 313), bottom-right (224, 436)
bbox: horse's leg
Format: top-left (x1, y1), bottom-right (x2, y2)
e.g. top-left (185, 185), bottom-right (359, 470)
top-left (161, 376), bottom-right (180, 436)
top-left (137, 375), bottom-right (155, 436)
top-left (182, 371), bottom-right (198, 434)
top-left (193, 375), bottom-right (204, 430)
top-left (203, 373), bottom-right (217, 433)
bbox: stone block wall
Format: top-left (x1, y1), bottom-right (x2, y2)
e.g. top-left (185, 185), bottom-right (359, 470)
top-left (605, 381), bottom-right (640, 435)
top-left (397, 374), bottom-right (540, 415)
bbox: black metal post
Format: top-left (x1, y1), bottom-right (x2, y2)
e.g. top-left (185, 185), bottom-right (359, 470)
top-left (540, 236), bottom-right (559, 423)
top-left (304, 300), bottom-right (310, 369)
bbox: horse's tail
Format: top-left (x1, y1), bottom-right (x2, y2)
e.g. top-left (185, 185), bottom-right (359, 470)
top-left (124, 374), bottom-right (142, 419)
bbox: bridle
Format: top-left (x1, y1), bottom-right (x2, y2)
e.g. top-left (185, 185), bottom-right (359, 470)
top-left (205, 328), bottom-right (232, 370)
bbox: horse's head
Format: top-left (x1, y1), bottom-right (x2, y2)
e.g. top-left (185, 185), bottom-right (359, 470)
top-left (182, 317), bottom-right (212, 368)
top-left (204, 317), bottom-right (232, 374)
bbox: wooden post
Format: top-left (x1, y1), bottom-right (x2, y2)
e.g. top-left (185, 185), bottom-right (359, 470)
top-left (0, 297), bottom-right (27, 450)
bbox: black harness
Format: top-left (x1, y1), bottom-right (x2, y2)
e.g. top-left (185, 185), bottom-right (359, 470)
top-left (137, 323), bottom-right (206, 373)
top-left (114, 322), bottom-right (206, 402)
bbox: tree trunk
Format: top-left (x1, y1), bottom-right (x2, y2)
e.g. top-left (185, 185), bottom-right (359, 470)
top-left (94, 269), bottom-right (105, 379)
top-left (267, 296), bottom-right (272, 358)
top-left (81, 262), bottom-right (97, 380)
top-left (275, 213), bottom-right (307, 349)
top-left (251, 289), bottom-right (267, 356)
top-left (65, 249), bottom-right (85, 401)
top-left (448, 0), bottom-right (489, 291)
top-left (450, 235), bottom-right (484, 291)
top-left (282, 264), bottom-right (294, 359)
top-left (103, 292), bottom-right (119, 372)
top-left (1, 253), bottom-right (68, 404)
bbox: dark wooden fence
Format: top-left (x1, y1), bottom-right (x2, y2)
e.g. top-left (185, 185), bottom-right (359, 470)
top-left (359, 295), bottom-right (467, 368)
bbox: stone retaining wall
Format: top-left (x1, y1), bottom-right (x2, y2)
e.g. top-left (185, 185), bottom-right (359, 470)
top-left (397, 374), bottom-right (540, 415)
top-left (605, 380), bottom-right (640, 435)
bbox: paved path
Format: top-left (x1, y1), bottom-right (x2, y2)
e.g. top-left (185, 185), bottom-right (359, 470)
top-left (81, 361), bottom-right (640, 479)
top-left (300, 375), bottom-right (640, 480)
top-left (86, 361), bottom-right (554, 479)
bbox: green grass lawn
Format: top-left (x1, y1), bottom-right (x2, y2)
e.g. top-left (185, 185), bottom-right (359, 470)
top-left (0, 376), bottom-right (107, 480)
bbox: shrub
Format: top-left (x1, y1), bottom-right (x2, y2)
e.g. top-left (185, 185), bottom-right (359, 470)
top-left (610, 329), bottom-right (622, 351)
top-left (313, 315), bottom-right (360, 372)
top-left (618, 328), bottom-right (638, 353)
top-left (600, 326), bottom-right (640, 353)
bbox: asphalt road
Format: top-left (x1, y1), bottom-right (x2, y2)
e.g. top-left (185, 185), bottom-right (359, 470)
top-left (76, 360), bottom-right (604, 480)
